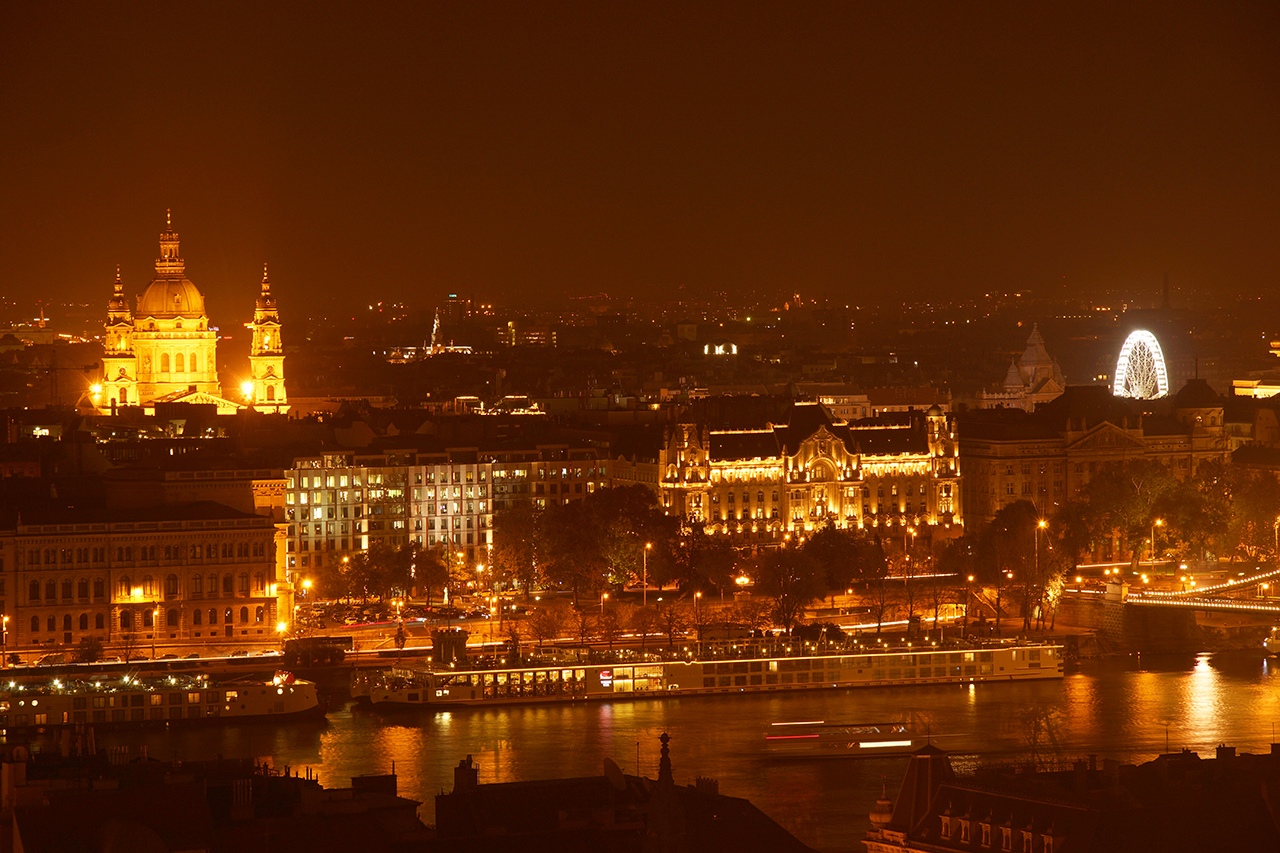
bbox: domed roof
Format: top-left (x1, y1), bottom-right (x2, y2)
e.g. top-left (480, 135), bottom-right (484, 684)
top-left (136, 278), bottom-right (206, 319)
top-left (1173, 377), bottom-right (1221, 409)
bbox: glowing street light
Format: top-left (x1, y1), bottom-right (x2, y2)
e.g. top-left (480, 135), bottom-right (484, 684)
top-left (642, 542), bottom-right (652, 607)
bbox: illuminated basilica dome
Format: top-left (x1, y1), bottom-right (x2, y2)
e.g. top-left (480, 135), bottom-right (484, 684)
top-left (135, 277), bottom-right (207, 320)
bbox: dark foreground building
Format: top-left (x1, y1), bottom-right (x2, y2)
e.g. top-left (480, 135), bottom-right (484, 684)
top-left (436, 733), bottom-right (816, 853)
top-left (865, 743), bottom-right (1280, 852)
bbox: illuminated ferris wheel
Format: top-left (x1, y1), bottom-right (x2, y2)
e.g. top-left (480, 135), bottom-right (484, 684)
top-left (1112, 330), bottom-right (1169, 399)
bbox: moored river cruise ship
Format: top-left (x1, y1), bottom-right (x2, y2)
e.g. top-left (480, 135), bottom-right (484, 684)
top-left (0, 671), bottom-right (321, 732)
top-left (369, 642), bottom-right (1063, 710)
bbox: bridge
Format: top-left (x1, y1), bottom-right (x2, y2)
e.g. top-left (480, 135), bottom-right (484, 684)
top-left (1124, 567), bottom-right (1280, 616)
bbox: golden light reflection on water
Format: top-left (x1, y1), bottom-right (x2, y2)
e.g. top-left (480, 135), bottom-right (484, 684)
top-left (89, 658), bottom-right (1280, 853)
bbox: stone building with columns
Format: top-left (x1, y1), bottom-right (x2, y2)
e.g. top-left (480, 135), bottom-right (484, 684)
top-left (90, 212), bottom-right (287, 415)
top-left (651, 398), bottom-right (962, 545)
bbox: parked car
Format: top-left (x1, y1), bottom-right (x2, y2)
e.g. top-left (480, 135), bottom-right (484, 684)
top-left (156, 653), bottom-right (179, 660)
top-left (183, 653), bottom-right (201, 660)
top-left (229, 650), bottom-right (249, 657)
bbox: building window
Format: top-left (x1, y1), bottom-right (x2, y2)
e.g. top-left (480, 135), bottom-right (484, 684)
top-left (95, 613), bottom-right (105, 630)
top-left (28, 580), bottom-right (38, 602)
top-left (78, 614), bottom-right (88, 630)
top-left (165, 574), bottom-right (178, 596)
top-left (29, 616), bottom-right (38, 633)
top-left (77, 579), bottom-right (89, 600)
top-left (192, 574), bottom-right (203, 595)
top-left (239, 606), bottom-right (249, 624)
top-left (167, 608), bottom-right (178, 628)
top-left (193, 610), bottom-right (203, 626)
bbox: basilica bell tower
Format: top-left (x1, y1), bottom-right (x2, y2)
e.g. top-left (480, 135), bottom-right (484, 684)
top-left (246, 264), bottom-right (288, 412)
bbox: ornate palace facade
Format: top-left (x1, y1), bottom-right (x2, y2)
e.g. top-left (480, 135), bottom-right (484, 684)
top-left (656, 399), bottom-right (962, 543)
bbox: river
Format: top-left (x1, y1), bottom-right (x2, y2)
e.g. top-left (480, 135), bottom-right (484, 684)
top-left (94, 652), bottom-right (1280, 852)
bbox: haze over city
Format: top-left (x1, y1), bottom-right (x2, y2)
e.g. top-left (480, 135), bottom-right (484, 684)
top-left (4, 1), bottom-right (1279, 315)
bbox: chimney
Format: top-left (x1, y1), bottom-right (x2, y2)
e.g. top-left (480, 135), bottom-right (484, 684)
top-left (454, 755), bottom-right (479, 793)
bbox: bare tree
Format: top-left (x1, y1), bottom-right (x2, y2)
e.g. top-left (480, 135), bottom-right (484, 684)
top-left (527, 602), bottom-right (567, 651)
top-left (629, 605), bottom-right (661, 651)
top-left (734, 598), bottom-right (772, 634)
top-left (657, 602), bottom-right (691, 650)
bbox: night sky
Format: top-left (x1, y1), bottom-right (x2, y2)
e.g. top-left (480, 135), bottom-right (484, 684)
top-left (3, 2), bottom-right (1278, 318)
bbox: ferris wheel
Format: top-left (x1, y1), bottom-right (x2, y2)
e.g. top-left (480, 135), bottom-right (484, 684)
top-left (1112, 330), bottom-right (1169, 399)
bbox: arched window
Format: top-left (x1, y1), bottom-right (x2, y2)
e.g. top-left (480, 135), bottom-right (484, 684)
top-left (253, 572), bottom-right (265, 592)
top-left (175, 352), bottom-right (185, 372)
top-left (93, 577), bottom-right (104, 599)
top-left (192, 574), bottom-right (203, 595)
top-left (238, 573), bottom-right (249, 593)
top-left (45, 580), bottom-right (55, 600)
top-left (222, 574), bottom-right (233, 594)
top-left (160, 352), bottom-right (170, 373)
top-left (121, 611), bottom-right (132, 630)
top-left (77, 614), bottom-right (87, 630)
top-left (61, 579), bottom-right (72, 600)
top-left (120, 387), bottom-right (128, 404)
top-left (255, 606), bottom-right (264, 623)
top-left (46, 615), bottom-right (56, 632)
top-left (239, 606), bottom-right (249, 623)
top-left (77, 579), bottom-right (89, 600)
top-left (142, 575), bottom-right (155, 597)
top-left (28, 580), bottom-right (39, 601)
top-left (62, 614), bottom-right (71, 631)
top-left (165, 574), bottom-right (178, 596)
top-left (208, 608), bottom-right (217, 625)
top-left (143, 609), bottom-right (153, 628)
top-left (167, 608), bottom-right (178, 627)
top-left (117, 576), bottom-right (131, 599)
top-left (207, 573), bottom-right (217, 596)
top-left (193, 609), bottom-right (202, 626)
top-left (95, 613), bottom-right (104, 630)
top-left (266, 385), bottom-right (276, 402)
top-left (30, 616), bottom-right (39, 632)
top-left (190, 353), bottom-right (198, 373)
top-left (224, 607), bottom-right (233, 625)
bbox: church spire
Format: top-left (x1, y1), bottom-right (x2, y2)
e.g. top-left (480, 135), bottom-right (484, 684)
top-left (156, 210), bottom-right (184, 278)
top-left (107, 264), bottom-right (131, 320)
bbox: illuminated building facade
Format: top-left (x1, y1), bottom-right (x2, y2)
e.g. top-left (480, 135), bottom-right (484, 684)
top-left (656, 400), bottom-right (961, 543)
top-left (92, 212), bottom-right (286, 414)
top-left (284, 446), bottom-right (610, 573)
top-left (245, 265), bottom-right (288, 411)
top-left (1, 502), bottom-right (279, 650)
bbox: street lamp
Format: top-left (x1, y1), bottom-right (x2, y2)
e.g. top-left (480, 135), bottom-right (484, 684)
top-left (643, 542), bottom-right (652, 607)
top-left (600, 591), bottom-right (609, 624)
top-left (2, 615), bottom-right (8, 667)
top-left (1151, 518), bottom-right (1164, 576)
top-left (694, 591), bottom-right (702, 655)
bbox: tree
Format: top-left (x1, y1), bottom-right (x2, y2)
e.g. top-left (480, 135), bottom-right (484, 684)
top-left (656, 516), bottom-right (739, 593)
top-left (630, 605), bottom-right (661, 650)
top-left (493, 502), bottom-right (542, 597)
top-left (754, 548), bottom-right (824, 633)
top-left (657, 601), bottom-right (691, 650)
top-left (527, 601), bottom-right (568, 651)
top-left (414, 548), bottom-right (449, 605)
top-left (73, 636), bottom-right (103, 663)
top-left (734, 598), bottom-right (772, 634)
top-left (803, 523), bottom-right (864, 602)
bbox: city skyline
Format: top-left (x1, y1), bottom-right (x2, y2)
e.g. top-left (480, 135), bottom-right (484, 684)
top-left (3, 3), bottom-right (1278, 313)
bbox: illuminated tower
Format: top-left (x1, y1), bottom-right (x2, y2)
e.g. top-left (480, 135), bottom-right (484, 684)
top-left (246, 263), bottom-right (287, 411)
top-left (130, 211), bottom-right (220, 402)
top-left (98, 266), bottom-right (138, 409)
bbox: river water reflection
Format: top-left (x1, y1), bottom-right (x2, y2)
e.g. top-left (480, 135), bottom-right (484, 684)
top-left (97, 652), bottom-right (1280, 852)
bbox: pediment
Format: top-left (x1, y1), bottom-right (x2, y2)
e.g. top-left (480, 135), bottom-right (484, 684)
top-left (1065, 422), bottom-right (1146, 452)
